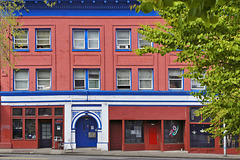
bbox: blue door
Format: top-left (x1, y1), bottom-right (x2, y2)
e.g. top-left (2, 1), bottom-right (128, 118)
top-left (76, 116), bottom-right (97, 147)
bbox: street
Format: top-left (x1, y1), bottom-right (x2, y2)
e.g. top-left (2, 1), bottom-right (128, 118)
top-left (0, 154), bottom-right (222, 160)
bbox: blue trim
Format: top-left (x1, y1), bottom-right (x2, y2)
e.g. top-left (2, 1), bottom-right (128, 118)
top-left (72, 104), bottom-right (101, 107)
top-left (35, 28), bottom-right (52, 51)
top-left (72, 49), bottom-right (101, 52)
top-left (14, 49), bottom-right (30, 52)
top-left (0, 90), bottom-right (195, 96)
top-left (35, 49), bottom-right (52, 52)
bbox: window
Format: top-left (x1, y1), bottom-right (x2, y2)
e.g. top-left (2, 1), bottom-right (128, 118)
top-left (37, 69), bottom-right (51, 90)
top-left (14, 70), bottom-right (29, 91)
top-left (168, 69), bottom-right (183, 89)
top-left (38, 108), bottom-right (52, 116)
top-left (138, 33), bottom-right (152, 49)
top-left (125, 120), bottom-right (144, 143)
top-left (116, 29), bottom-right (131, 50)
top-left (164, 120), bottom-right (184, 144)
top-left (191, 75), bottom-right (205, 90)
top-left (14, 30), bottom-right (28, 50)
top-left (74, 69), bottom-right (100, 90)
top-left (36, 29), bottom-right (51, 49)
top-left (25, 119), bottom-right (36, 139)
top-left (25, 108), bottom-right (35, 116)
top-left (13, 119), bottom-right (22, 139)
top-left (117, 69), bottom-right (131, 90)
top-left (13, 108), bottom-right (22, 116)
top-left (73, 29), bottom-right (100, 50)
top-left (55, 108), bottom-right (63, 116)
top-left (139, 69), bottom-right (153, 90)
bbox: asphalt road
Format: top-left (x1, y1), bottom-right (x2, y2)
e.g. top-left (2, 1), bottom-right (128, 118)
top-left (0, 154), bottom-right (222, 160)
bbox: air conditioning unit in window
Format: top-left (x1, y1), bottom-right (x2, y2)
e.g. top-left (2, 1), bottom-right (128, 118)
top-left (117, 45), bottom-right (130, 49)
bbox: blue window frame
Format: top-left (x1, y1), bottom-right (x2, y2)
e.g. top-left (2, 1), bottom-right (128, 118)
top-left (138, 33), bottom-right (153, 49)
top-left (13, 29), bottom-right (29, 51)
top-left (14, 69), bottom-right (29, 91)
top-left (117, 69), bottom-right (131, 90)
top-left (36, 69), bottom-right (51, 90)
top-left (168, 69), bottom-right (183, 90)
top-left (72, 29), bottom-right (100, 51)
top-left (35, 29), bottom-right (52, 51)
top-left (191, 74), bottom-right (205, 90)
top-left (116, 29), bottom-right (131, 51)
top-left (74, 69), bottom-right (100, 90)
top-left (138, 69), bottom-right (153, 90)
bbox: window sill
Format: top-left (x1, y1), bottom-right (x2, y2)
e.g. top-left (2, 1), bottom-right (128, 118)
top-left (13, 49), bottom-right (29, 52)
top-left (115, 49), bottom-right (132, 52)
top-left (168, 89), bottom-right (184, 91)
top-left (72, 49), bottom-right (101, 52)
top-left (35, 49), bottom-right (52, 52)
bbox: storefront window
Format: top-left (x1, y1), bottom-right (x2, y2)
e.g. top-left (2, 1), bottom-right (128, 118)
top-left (55, 108), bottom-right (63, 116)
top-left (190, 124), bottom-right (215, 148)
top-left (221, 134), bottom-right (239, 148)
top-left (164, 120), bottom-right (184, 144)
top-left (25, 108), bottom-right (35, 116)
top-left (25, 119), bottom-right (36, 139)
top-left (13, 119), bottom-right (22, 139)
top-left (38, 108), bottom-right (52, 116)
top-left (13, 108), bottom-right (22, 116)
top-left (125, 120), bottom-right (144, 143)
top-left (189, 107), bottom-right (201, 122)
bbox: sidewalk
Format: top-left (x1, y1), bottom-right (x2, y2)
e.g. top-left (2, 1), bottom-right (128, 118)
top-left (0, 148), bottom-right (239, 159)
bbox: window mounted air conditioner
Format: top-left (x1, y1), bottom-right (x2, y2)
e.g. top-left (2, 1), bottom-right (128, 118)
top-left (117, 45), bottom-right (130, 49)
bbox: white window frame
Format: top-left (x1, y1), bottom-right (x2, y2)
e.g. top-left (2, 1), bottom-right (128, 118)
top-left (138, 33), bottom-right (152, 49)
top-left (36, 29), bottom-right (51, 49)
top-left (14, 70), bottom-right (29, 91)
top-left (74, 69), bottom-right (86, 90)
top-left (116, 30), bottom-right (130, 50)
top-left (87, 30), bottom-right (99, 49)
top-left (73, 30), bottom-right (85, 49)
top-left (139, 69), bottom-right (153, 90)
top-left (37, 70), bottom-right (51, 90)
top-left (168, 69), bottom-right (183, 90)
top-left (191, 74), bottom-right (205, 90)
top-left (14, 30), bottom-right (28, 49)
top-left (117, 69), bottom-right (131, 90)
top-left (88, 69), bottom-right (100, 89)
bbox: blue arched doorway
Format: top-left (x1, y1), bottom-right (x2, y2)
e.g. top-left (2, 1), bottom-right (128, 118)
top-left (76, 115), bottom-right (98, 147)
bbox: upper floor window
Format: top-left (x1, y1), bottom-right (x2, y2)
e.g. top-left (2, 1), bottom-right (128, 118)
top-left (74, 69), bottom-right (100, 90)
top-left (191, 75), bottom-right (205, 90)
top-left (73, 29), bottom-right (100, 50)
top-left (138, 33), bottom-right (152, 49)
top-left (116, 29), bottom-right (131, 50)
top-left (117, 69), bottom-right (131, 90)
top-left (139, 69), bottom-right (153, 90)
top-left (36, 29), bottom-right (51, 50)
top-left (14, 30), bottom-right (28, 50)
top-left (14, 70), bottom-right (29, 91)
top-left (37, 69), bottom-right (51, 90)
top-left (168, 69), bottom-right (183, 90)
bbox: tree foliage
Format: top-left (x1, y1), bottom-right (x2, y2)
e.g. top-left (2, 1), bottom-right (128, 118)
top-left (135, 0), bottom-right (238, 23)
top-left (135, 0), bottom-right (240, 139)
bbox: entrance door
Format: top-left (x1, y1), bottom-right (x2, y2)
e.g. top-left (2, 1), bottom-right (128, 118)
top-left (39, 120), bottom-right (52, 148)
top-left (110, 120), bottom-right (122, 150)
top-left (145, 121), bottom-right (161, 150)
top-left (76, 116), bottom-right (97, 147)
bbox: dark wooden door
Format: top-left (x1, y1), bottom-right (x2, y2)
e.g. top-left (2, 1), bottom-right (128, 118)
top-left (110, 120), bottom-right (122, 150)
top-left (39, 120), bottom-right (52, 148)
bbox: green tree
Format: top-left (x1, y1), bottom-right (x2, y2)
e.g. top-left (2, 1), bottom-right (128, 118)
top-left (135, 0), bottom-right (240, 140)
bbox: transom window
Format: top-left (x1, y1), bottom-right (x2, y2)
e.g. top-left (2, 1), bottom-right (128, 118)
top-left (14, 70), bottom-right (29, 91)
top-left (139, 69), bottom-right (153, 90)
top-left (168, 69), bottom-right (183, 89)
top-left (36, 29), bottom-right (51, 49)
top-left (117, 69), bottom-right (131, 90)
top-left (73, 29), bottom-right (99, 50)
top-left (14, 30), bottom-right (28, 49)
top-left (138, 33), bottom-right (152, 49)
top-left (116, 30), bottom-right (131, 50)
top-left (74, 69), bottom-right (100, 90)
top-left (37, 70), bottom-right (51, 90)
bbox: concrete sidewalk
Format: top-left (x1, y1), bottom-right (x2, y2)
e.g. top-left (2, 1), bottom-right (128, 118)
top-left (0, 148), bottom-right (239, 159)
